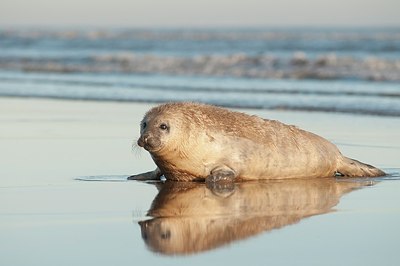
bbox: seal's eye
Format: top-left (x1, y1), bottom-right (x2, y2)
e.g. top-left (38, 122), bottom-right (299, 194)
top-left (142, 122), bottom-right (147, 129)
top-left (159, 123), bottom-right (168, 130)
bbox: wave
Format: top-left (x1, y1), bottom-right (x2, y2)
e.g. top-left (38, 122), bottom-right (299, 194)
top-left (1, 28), bottom-right (399, 116)
top-left (2, 28), bottom-right (400, 81)
top-left (1, 73), bottom-right (399, 98)
top-left (0, 72), bottom-right (399, 117)
top-left (2, 27), bottom-right (400, 44)
top-left (1, 52), bottom-right (400, 81)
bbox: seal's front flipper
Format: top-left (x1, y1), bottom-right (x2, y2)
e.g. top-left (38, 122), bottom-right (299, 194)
top-left (206, 166), bottom-right (236, 183)
top-left (205, 166), bottom-right (236, 196)
top-left (128, 168), bottom-right (163, 181)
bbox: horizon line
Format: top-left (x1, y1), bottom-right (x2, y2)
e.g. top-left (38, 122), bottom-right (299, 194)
top-left (2, 23), bottom-right (400, 30)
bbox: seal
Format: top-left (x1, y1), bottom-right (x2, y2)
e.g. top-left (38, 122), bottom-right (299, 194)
top-left (129, 102), bottom-right (385, 182)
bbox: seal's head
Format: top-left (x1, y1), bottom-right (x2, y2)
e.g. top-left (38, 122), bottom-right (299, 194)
top-left (137, 104), bottom-right (187, 154)
top-left (137, 111), bottom-right (170, 153)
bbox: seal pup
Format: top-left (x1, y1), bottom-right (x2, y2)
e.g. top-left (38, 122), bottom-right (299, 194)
top-left (129, 102), bottom-right (385, 182)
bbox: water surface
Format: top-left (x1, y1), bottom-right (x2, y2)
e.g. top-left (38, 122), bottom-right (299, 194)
top-left (1, 28), bottom-right (400, 116)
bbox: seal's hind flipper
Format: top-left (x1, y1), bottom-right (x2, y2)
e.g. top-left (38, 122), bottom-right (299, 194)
top-left (336, 157), bottom-right (385, 177)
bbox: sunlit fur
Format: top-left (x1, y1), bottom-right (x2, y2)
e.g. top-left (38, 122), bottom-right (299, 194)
top-left (134, 102), bottom-right (385, 181)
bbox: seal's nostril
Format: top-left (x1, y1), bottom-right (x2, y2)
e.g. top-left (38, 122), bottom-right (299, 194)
top-left (138, 134), bottom-right (150, 148)
top-left (137, 135), bottom-right (147, 147)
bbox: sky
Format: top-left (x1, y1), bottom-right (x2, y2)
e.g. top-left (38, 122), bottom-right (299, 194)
top-left (0, 0), bottom-right (399, 28)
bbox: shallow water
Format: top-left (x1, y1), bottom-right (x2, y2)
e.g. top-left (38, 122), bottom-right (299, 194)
top-left (2, 175), bottom-right (400, 266)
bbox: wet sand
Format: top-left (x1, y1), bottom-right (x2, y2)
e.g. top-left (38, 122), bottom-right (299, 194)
top-left (1, 97), bottom-right (399, 265)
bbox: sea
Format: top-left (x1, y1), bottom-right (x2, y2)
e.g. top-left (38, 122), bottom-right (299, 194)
top-left (1, 27), bottom-right (399, 116)
top-left (1, 27), bottom-right (400, 266)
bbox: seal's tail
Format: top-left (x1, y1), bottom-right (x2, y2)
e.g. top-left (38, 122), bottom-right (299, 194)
top-left (337, 157), bottom-right (385, 177)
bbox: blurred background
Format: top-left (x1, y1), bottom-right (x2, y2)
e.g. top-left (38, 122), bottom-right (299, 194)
top-left (1, 0), bottom-right (399, 116)
top-left (1, 2), bottom-right (400, 265)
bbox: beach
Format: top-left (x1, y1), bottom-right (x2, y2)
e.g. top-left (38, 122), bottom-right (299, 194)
top-left (1, 97), bottom-right (399, 265)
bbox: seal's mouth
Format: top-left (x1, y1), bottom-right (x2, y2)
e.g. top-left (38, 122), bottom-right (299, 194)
top-left (137, 136), bottom-right (162, 152)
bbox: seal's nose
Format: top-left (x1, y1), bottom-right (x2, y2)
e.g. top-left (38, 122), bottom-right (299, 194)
top-left (137, 134), bottom-right (149, 147)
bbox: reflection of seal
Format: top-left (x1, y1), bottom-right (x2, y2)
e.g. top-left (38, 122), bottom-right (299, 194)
top-left (129, 102), bottom-right (385, 182)
top-left (139, 178), bottom-right (374, 255)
